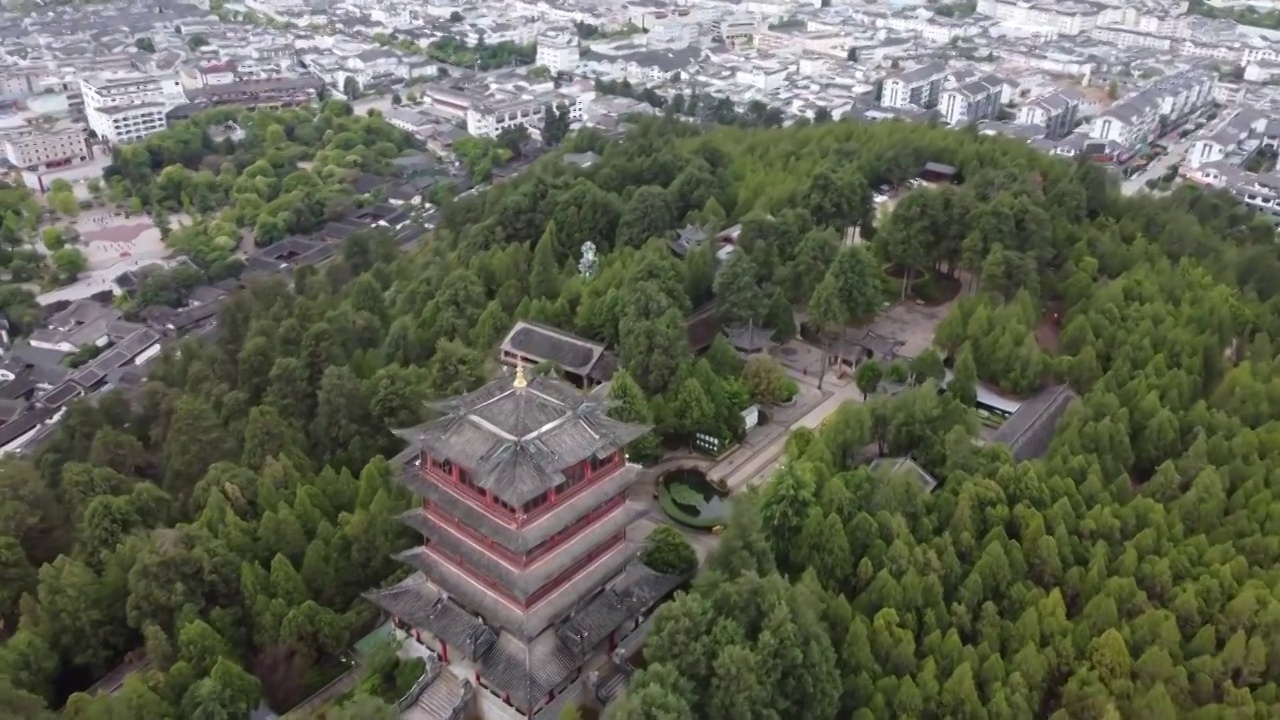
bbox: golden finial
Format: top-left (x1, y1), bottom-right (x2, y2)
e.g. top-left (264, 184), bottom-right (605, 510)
top-left (513, 357), bottom-right (528, 389)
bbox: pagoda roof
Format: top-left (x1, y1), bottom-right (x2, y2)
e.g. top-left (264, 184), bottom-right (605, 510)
top-left (482, 631), bottom-right (580, 712)
top-left (401, 500), bottom-right (650, 602)
top-left (395, 538), bottom-right (641, 640)
top-left (363, 574), bottom-right (497, 659)
top-left (556, 563), bottom-right (685, 657)
top-left (723, 323), bottom-right (778, 353)
top-left (394, 373), bottom-right (650, 507)
top-left (399, 462), bottom-right (645, 554)
top-left (364, 558), bottom-right (680, 713)
top-left (365, 577), bottom-right (578, 711)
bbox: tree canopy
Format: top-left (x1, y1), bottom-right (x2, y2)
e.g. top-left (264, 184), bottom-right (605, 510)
top-left (600, 119), bottom-right (1280, 720)
top-left (7, 103), bottom-right (1280, 720)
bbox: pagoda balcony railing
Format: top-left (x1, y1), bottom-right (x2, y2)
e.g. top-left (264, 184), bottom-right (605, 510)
top-left (428, 532), bottom-right (626, 609)
top-left (425, 493), bottom-right (627, 567)
top-left (419, 453), bottom-right (626, 528)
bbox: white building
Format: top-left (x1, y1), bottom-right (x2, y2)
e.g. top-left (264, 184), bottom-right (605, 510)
top-left (714, 14), bottom-right (760, 49)
top-left (880, 62), bottom-right (947, 110)
top-left (975, 0), bottom-right (1097, 35)
top-left (735, 67), bottom-right (789, 91)
top-left (0, 69), bottom-right (37, 102)
top-left (420, 86), bottom-right (478, 121)
top-left (536, 28), bottom-right (580, 75)
top-left (244, 0), bottom-right (308, 13)
top-left (197, 61), bottom-right (237, 87)
top-left (80, 72), bottom-right (187, 144)
top-left (648, 19), bottom-right (699, 49)
top-left (1186, 109), bottom-right (1274, 169)
top-left (939, 76), bottom-right (1003, 126)
top-left (1089, 27), bottom-right (1174, 51)
top-left (4, 127), bottom-right (92, 171)
top-left (882, 14), bottom-right (975, 44)
top-left (467, 97), bottom-right (546, 138)
top-left (1089, 69), bottom-right (1215, 153)
top-left (1016, 90), bottom-right (1080, 140)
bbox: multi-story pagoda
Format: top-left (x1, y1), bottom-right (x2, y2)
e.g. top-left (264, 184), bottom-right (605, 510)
top-left (366, 364), bottom-right (674, 718)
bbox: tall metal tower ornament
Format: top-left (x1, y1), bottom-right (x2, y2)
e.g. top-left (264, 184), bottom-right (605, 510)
top-left (578, 241), bottom-right (598, 279)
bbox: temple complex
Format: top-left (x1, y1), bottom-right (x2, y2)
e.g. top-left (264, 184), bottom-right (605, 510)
top-left (365, 364), bottom-right (679, 718)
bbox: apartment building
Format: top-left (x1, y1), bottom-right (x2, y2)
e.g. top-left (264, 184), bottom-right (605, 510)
top-left (974, 0), bottom-right (1098, 35)
top-left (1089, 27), bottom-right (1174, 51)
top-left (648, 19), bottom-right (699, 49)
top-left (1188, 165), bottom-right (1280, 225)
top-left (0, 69), bottom-right (36, 101)
top-left (1186, 109), bottom-right (1275, 169)
top-left (465, 89), bottom-right (587, 138)
top-left (197, 61), bottom-right (237, 87)
top-left (1016, 90), bottom-right (1080, 140)
top-left (939, 75), bottom-right (1004, 126)
top-left (1089, 69), bottom-right (1215, 153)
top-left (713, 14), bottom-right (760, 49)
top-left (3, 126), bottom-right (91, 171)
top-left (81, 72), bottom-right (187, 144)
top-left (417, 86), bottom-right (477, 122)
top-left (536, 28), bottom-right (580, 75)
top-left (466, 96), bottom-right (546, 138)
top-left (880, 62), bottom-right (947, 110)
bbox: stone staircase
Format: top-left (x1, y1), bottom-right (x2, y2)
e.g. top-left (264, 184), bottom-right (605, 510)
top-left (414, 671), bottom-right (467, 720)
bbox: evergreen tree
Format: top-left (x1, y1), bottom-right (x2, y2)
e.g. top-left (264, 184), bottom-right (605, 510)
top-left (714, 250), bottom-right (765, 327)
top-left (951, 345), bottom-right (978, 407)
top-left (530, 220), bottom-right (561, 300)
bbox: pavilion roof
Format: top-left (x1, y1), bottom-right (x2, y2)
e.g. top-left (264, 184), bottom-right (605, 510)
top-left (723, 323), bottom-right (778, 353)
top-left (398, 462), bottom-right (645, 553)
top-left (398, 500), bottom-right (649, 602)
top-left (394, 540), bottom-right (641, 641)
top-left (393, 372), bottom-right (649, 507)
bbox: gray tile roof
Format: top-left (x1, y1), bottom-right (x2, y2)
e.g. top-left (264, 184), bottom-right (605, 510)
top-left (397, 374), bottom-right (649, 507)
top-left (556, 562), bottom-right (684, 658)
top-left (393, 539), bottom-right (641, 640)
top-left (500, 320), bottom-right (607, 376)
top-left (364, 573), bottom-right (497, 658)
top-left (399, 463), bottom-right (645, 553)
top-left (869, 456), bottom-right (938, 493)
top-left (990, 384), bottom-right (1076, 462)
top-left (399, 500), bottom-right (649, 602)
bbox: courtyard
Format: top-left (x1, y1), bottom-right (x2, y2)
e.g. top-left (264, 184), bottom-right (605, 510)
top-left (35, 210), bottom-right (174, 306)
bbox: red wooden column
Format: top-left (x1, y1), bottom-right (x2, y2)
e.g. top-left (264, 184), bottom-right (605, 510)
top-left (439, 639), bottom-right (449, 662)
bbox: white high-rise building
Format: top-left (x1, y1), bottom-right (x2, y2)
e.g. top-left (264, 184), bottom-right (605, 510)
top-left (535, 28), bottom-right (579, 75)
top-left (80, 72), bottom-right (188, 145)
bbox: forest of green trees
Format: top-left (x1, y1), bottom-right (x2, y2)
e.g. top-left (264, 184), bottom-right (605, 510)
top-left (4, 104), bottom-right (1280, 720)
top-left (600, 128), bottom-right (1280, 718)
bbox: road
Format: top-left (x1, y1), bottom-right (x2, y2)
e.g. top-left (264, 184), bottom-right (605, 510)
top-left (717, 379), bottom-right (866, 491)
top-left (1121, 137), bottom-right (1194, 196)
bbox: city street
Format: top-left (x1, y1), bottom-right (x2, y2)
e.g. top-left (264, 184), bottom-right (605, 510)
top-left (1121, 136), bottom-right (1195, 195)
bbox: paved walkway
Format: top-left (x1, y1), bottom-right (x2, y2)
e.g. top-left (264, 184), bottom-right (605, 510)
top-left (706, 296), bottom-right (955, 492)
top-left (36, 256), bottom-right (180, 306)
top-left (718, 380), bottom-right (866, 491)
